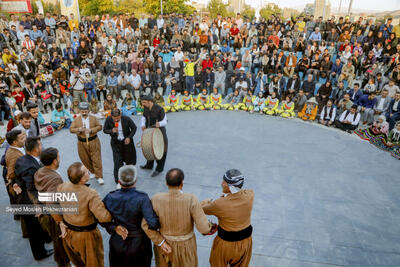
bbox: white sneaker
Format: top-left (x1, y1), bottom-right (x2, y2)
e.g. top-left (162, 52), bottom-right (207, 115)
top-left (116, 184), bottom-right (121, 189)
top-left (97, 178), bottom-right (104, 185)
top-left (89, 173), bottom-right (96, 179)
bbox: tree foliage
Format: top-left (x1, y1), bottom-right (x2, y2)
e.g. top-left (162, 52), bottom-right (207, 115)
top-left (241, 4), bottom-right (255, 19)
top-left (207, 0), bottom-right (229, 18)
top-left (259, 3), bottom-right (282, 20)
top-left (115, 0), bottom-right (146, 15)
top-left (80, 0), bottom-right (115, 16)
top-left (144, 0), bottom-right (195, 16)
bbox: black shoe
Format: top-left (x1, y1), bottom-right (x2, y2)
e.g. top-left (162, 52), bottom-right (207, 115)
top-left (140, 165), bottom-right (152, 170)
top-left (151, 171), bottom-right (161, 177)
top-left (35, 249), bottom-right (53, 260)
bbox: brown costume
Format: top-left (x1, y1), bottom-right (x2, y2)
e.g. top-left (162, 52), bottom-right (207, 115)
top-left (70, 115), bottom-right (103, 178)
top-left (34, 167), bottom-right (70, 267)
top-left (5, 147), bottom-right (27, 236)
top-left (202, 189), bottom-right (254, 267)
top-left (142, 188), bottom-right (212, 267)
top-left (55, 182), bottom-right (112, 267)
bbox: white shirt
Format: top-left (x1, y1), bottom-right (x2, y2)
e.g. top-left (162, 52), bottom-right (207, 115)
top-left (82, 116), bottom-right (90, 128)
top-left (117, 120), bottom-right (124, 140)
top-left (140, 114), bottom-right (168, 128)
top-left (339, 111), bottom-right (361, 126)
top-left (10, 146), bottom-right (25, 155)
top-left (174, 52), bottom-right (184, 62)
top-left (320, 106), bottom-right (337, 122)
top-left (377, 97), bottom-right (386, 110)
top-left (70, 74), bottom-right (84, 90)
top-left (129, 74), bottom-right (141, 89)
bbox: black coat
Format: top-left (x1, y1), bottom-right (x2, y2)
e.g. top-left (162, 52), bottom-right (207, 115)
top-left (103, 115), bottom-right (137, 142)
top-left (14, 154), bottom-right (41, 204)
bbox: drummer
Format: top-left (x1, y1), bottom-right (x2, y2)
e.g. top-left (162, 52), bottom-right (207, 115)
top-left (103, 108), bottom-right (138, 189)
top-left (140, 94), bottom-right (168, 177)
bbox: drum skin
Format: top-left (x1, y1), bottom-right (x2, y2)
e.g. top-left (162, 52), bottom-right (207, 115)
top-left (141, 128), bottom-right (165, 160)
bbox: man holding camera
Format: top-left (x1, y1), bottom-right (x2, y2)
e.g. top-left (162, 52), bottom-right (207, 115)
top-left (69, 67), bottom-right (86, 102)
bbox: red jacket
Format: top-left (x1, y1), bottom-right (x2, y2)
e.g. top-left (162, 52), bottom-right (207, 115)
top-left (201, 59), bottom-right (213, 71)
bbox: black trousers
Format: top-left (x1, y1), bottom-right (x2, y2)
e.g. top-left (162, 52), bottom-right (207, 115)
top-left (111, 139), bottom-right (136, 183)
top-left (334, 120), bottom-right (358, 131)
top-left (109, 234), bottom-right (152, 267)
top-left (145, 150), bottom-right (167, 172)
top-left (21, 214), bottom-right (48, 260)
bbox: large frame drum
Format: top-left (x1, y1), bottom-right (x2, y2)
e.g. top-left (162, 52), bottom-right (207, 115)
top-left (141, 128), bottom-right (165, 160)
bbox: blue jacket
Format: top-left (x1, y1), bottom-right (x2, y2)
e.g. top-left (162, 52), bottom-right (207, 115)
top-left (102, 187), bottom-right (159, 235)
top-left (331, 63), bottom-right (343, 75)
top-left (347, 88), bottom-right (363, 104)
top-left (387, 99), bottom-right (400, 116)
top-left (358, 94), bottom-right (377, 109)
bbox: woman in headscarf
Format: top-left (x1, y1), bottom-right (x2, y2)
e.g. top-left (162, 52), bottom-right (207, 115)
top-left (103, 93), bottom-right (117, 117)
top-left (355, 115), bottom-right (389, 141)
top-left (121, 92), bottom-right (137, 116)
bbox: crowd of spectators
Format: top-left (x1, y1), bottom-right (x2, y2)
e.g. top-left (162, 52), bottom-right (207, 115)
top-left (0, 11), bottom-right (400, 156)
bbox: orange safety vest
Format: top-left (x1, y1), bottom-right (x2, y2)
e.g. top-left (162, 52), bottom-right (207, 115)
top-left (200, 95), bottom-right (208, 103)
top-left (169, 95), bottom-right (178, 103)
top-left (211, 95), bottom-right (220, 103)
top-left (182, 96), bottom-right (191, 104)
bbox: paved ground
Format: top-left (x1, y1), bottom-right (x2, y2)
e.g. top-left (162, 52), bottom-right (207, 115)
top-left (0, 110), bottom-right (399, 267)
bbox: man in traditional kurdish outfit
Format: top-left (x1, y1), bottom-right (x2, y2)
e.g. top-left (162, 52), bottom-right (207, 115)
top-left (202, 169), bottom-right (254, 267)
top-left (70, 102), bottom-right (104, 185)
top-left (140, 95), bottom-right (168, 177)
top-left (209, 88), bottom-right (222, 110)
top-left (55, 162), bottom-right (112, 267)
top-left (195, 88), bottom-right (211, 110)
top-left (34, 147), bottom-right (70, 267)
top-left (179, 90), bottom-right (194, 111)
top-left (164, 89), bottom-right (180, 112)
top-left (142, 168), bottom-right (216, 267)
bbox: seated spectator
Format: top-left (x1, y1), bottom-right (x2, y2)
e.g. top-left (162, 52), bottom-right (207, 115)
top-left (386, 91), bottom-right (400, 130)
top-left (298, 97), bottom-right (318, 121)
top-left (121, 92), bottom-right (137, 116)
top-left (6, 110), bottom-right (21, 132)
top-left (51, 102), bottom-right (73, 130)
top-left (338, 61), bottom-right (355, 88)
top-left (253, 91), bottom-right (265, 114)
top-left (348, 83), bottom-right (363, 104)
top-left (319, 99), bottom-right (336, 126)
top-left (277, 95), bottom-right (296, 118)
top-left (317, 80), bottom-right (332, 112)
top-left (337, 93), bottom-right (353, 116)
top-left (355, 115), bottom-right (389, 141)
top-left (223, 89), bottom-right (241, 110)
top-left (335, 105), bottom-right (361, 133)
top-left (294, 89), bottom-right (308, 113)
top-left (358, 92), bottom-right (377, 125)
top-left (301, 74), bottom-right (315, 98)
top-left (103, 94), bottom-right (117, 117)
top-left (263, 91), bottom-right (279, 115)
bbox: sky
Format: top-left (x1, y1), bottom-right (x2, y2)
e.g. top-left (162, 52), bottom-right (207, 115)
top-left (246, 0), bottom-right (400, 12)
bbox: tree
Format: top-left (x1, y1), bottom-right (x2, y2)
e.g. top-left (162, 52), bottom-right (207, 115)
top-left (144, 0), bottom-right (195, 16)
top-left (80, 0), bottom-right (115, 16)
top-left (259, 3), bottom-right (282, 20)
top-left (241, 4), bottom-right (255, 20)
top-left (116, 0), bottom-right (146, 15)
top-left (207, 0), bottom-right (229, 18)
